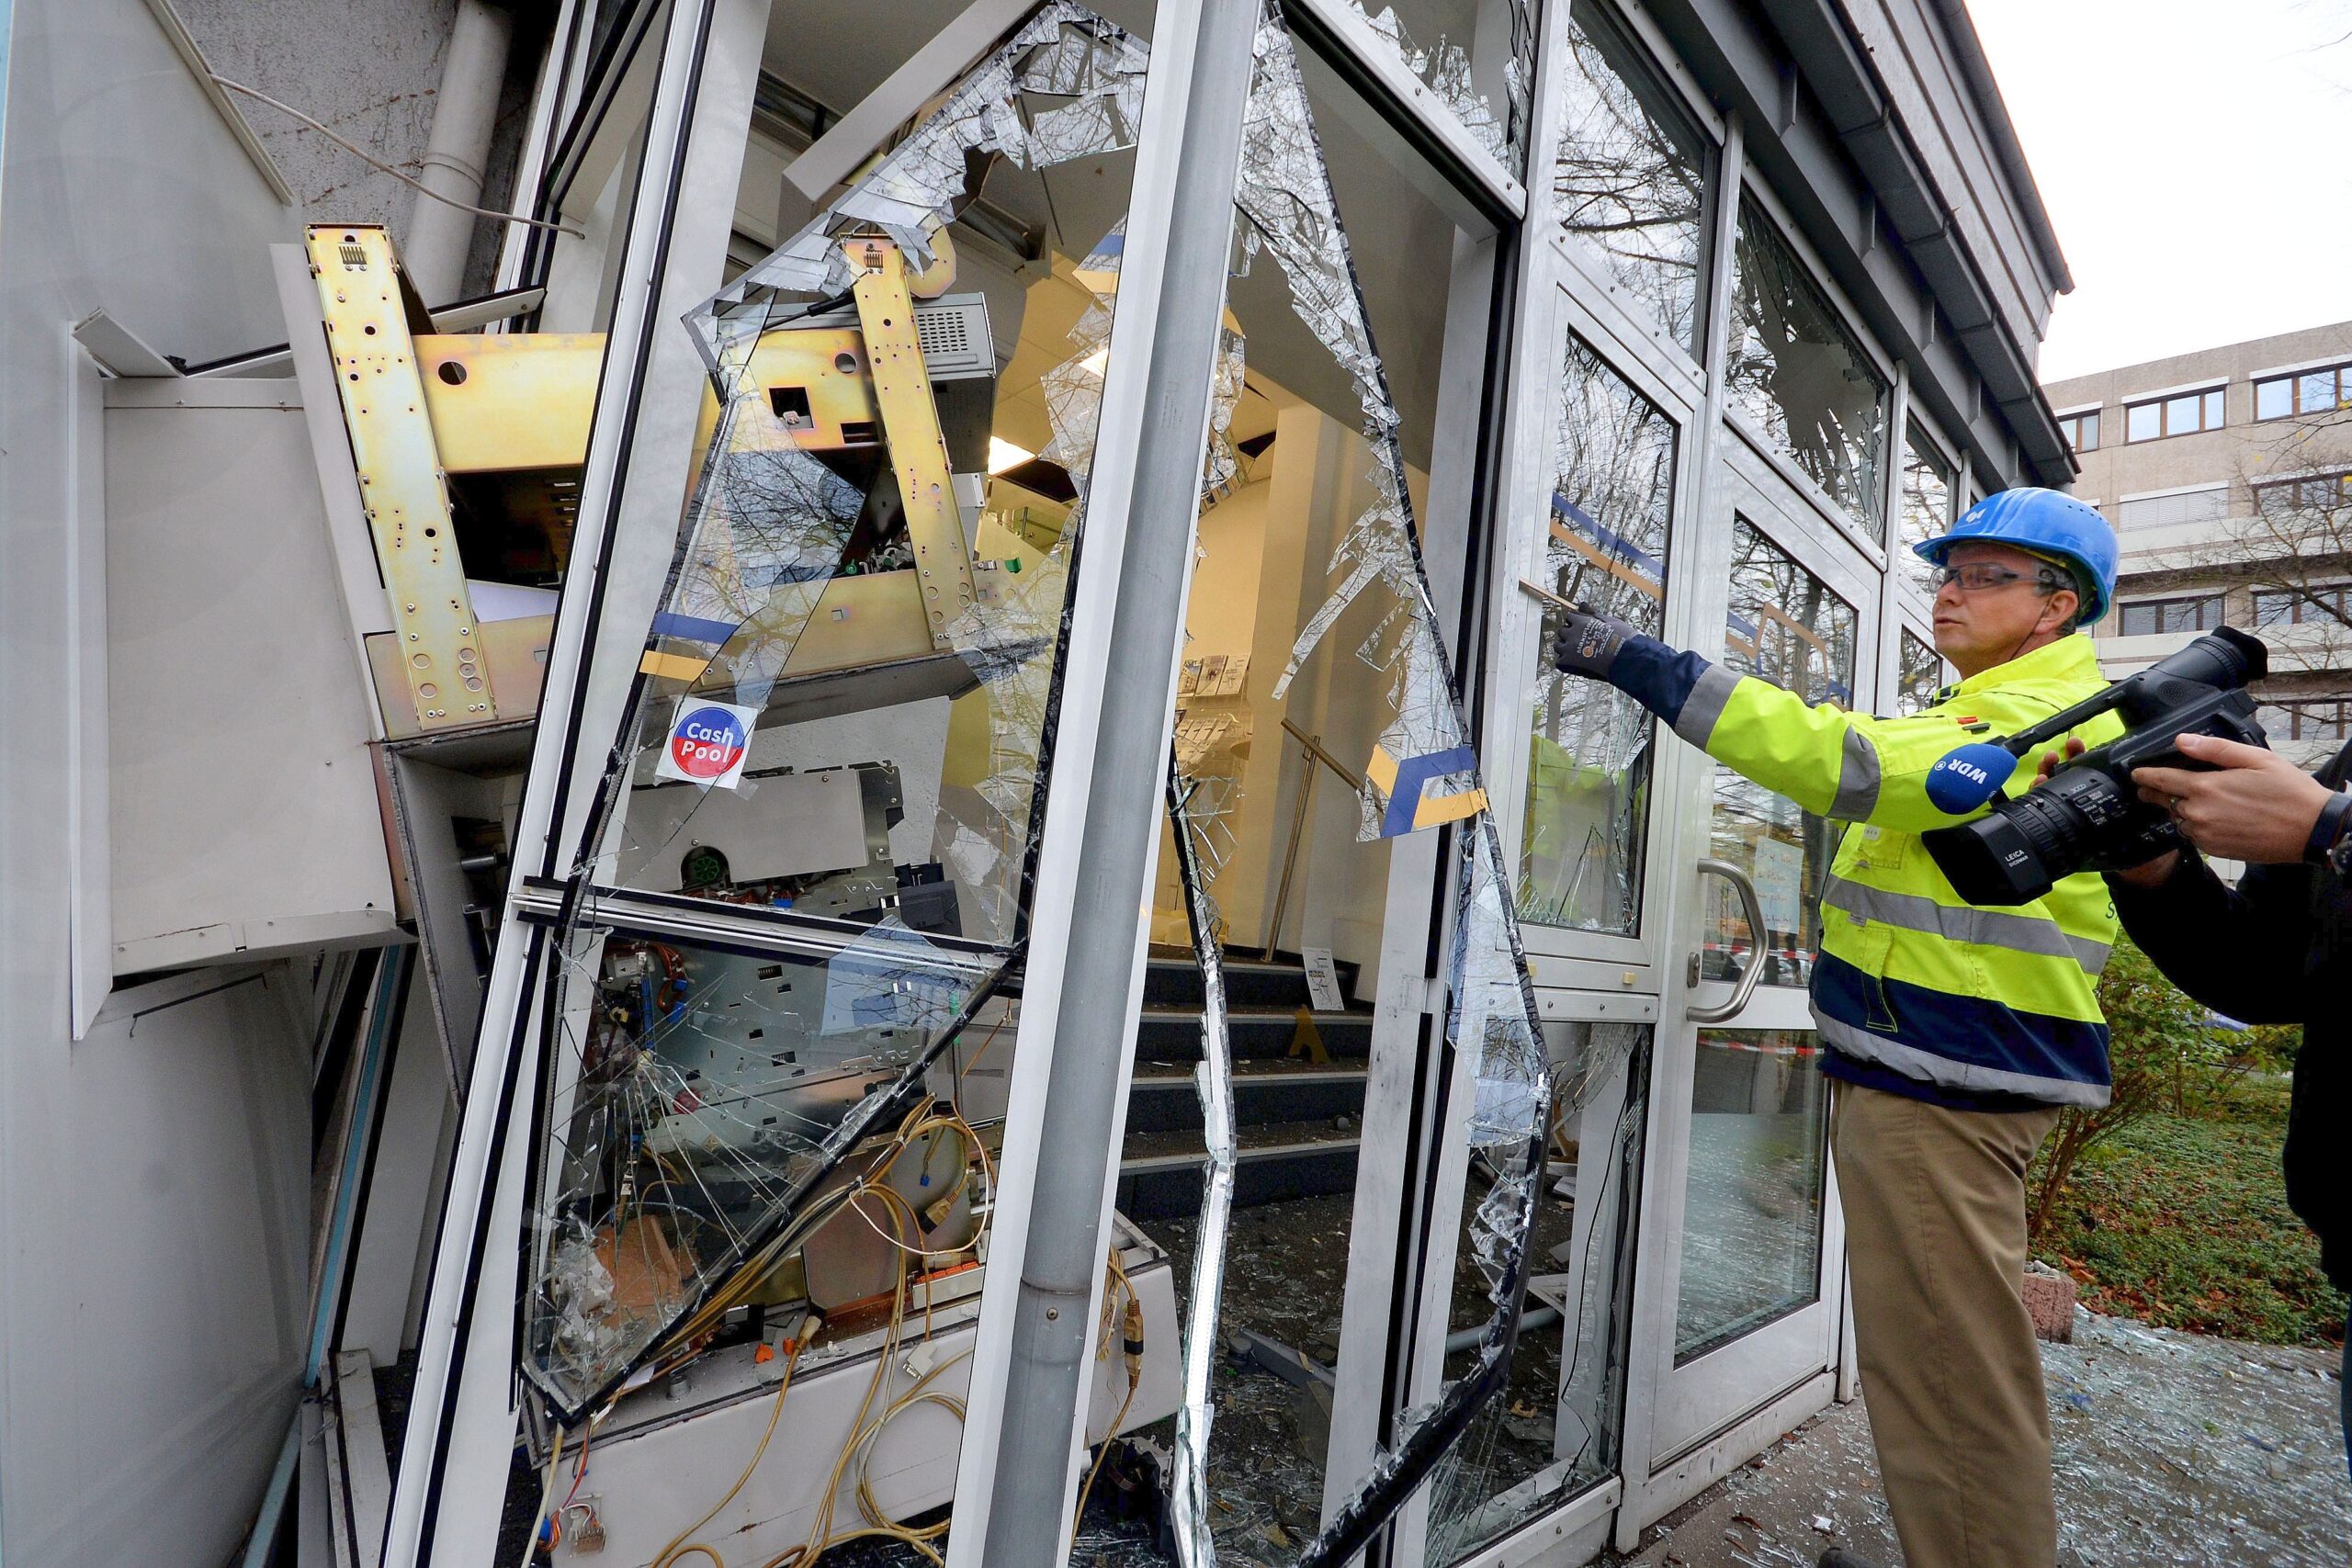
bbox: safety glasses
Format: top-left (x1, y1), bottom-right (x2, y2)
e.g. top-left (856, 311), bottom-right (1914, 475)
top-left (1930, 561), bottom-right (2067, 595)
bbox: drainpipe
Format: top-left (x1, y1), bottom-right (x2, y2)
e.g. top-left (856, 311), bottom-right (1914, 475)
top-left (404, 0), bottom-right (515, 305)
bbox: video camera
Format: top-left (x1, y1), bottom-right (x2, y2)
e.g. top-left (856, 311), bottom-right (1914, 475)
top-left (1917, 627), bottom-right (2270, 906)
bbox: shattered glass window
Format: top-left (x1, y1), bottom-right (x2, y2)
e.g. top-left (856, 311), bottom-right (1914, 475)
top-left (1673, 1028), bottom-right (1828, 1362)
top-left (1342, 0), bottom-right (1536, 170)
top-left (1135, 12), bottom-right (1574, 1566)
top-left (1704, 520), bottom-right (1857, 990)
top-left (1897, 424), bottom-right (1955, 606)
top-left (1895, 627), bottom-right (1946, 716)
top-left (530, 917), bottom-right (1000, 1398)
top-left (1552, 0), bottom-right (1710, 356)
top-left (1423, 1021), bottom-right (1650, 1561)
top-left (520, 2), bottom-right (1156, 1441)
top-left (1520, 332), bottom-right (1674, 937)
top-left (1725, 201), bottom-right (1891, 541)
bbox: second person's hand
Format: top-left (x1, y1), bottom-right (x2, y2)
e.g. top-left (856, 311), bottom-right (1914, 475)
top-left (2033, 736), bottom-right (2178, 886)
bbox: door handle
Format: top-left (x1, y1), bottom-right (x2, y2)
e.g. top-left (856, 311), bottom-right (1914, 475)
top-left (1688, 856), bottom-right (1766, 1023)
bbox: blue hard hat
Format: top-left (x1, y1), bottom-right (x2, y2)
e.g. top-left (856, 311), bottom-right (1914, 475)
top-left (1912, 487), bottom-right (2118, 626)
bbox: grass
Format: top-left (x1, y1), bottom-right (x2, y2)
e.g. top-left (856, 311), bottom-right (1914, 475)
top-left (2032, 1076), bottom-right (2346, 1348)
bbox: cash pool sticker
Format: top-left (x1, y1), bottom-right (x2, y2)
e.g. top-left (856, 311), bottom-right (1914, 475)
top-left (654, 698), bottom-right (759, 789)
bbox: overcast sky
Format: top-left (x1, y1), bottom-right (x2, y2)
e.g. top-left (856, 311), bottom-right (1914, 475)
top-left (1968, 0), bottom-right (2352, 383)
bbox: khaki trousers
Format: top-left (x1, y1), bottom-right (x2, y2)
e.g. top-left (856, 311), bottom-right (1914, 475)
top-left (1831, 1082), bottom-right (2062, 1568)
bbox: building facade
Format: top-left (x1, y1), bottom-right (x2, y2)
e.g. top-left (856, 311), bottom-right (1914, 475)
top-left (2051, 320), bottom-right (2352, 768)
top-left (0, 1), bottom-right (2075, 1564)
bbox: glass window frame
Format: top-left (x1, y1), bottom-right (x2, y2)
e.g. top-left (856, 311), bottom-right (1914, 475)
top-left (2118, 592), bottom-right (2228, 637)
top-left (1492, 279), bottom-right (1707, 977)
top-left (2255, 361), bottom-right (2352, 422)
top-left (2056, 408), bottom-right (2099, 452)
top-left (2254, 470), bottom-right (2352, 514)
top-left (2122, 384), bottom-right (2225, 442)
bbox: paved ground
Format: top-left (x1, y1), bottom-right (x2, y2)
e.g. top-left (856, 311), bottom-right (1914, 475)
top-left (1612, 1313), bottom-right (2348, 1567)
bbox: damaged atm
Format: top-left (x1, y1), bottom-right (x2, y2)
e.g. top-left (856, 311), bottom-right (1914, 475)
top-left (306, 174), bottom-right (1193, 1560)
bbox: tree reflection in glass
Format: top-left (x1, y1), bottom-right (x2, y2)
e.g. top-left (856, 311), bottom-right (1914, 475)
top-left (1520, 333), bottom-right (1675, 936)
top-left (1705, 520), bottom-right (1857, 987)
top-left (1552, 1), bottom-right (1710, 356)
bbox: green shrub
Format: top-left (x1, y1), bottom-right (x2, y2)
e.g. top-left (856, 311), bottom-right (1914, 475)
top-left (2237, 1022), bottom-right (2302, 1076)
top-left (2027, 936), bottom-right (2232, 1239)
top-left (2034, 1111), bottom-right (2346, 1346)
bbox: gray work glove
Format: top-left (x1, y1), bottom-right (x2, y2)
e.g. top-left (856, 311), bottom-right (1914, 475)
top-left (1550, 603), bottom-right (1639, 681)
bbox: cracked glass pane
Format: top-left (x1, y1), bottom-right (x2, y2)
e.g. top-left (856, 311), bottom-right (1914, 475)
top-left (1703, 520), bottom-right (1858, 991)
top-left (1519, 332), bottom-right (1675, 937)
top-left (1423, 1021), bottom-right (1649, 1562)
top-left (526, 914), bottom-right (1002, 1405)
top-left (1725, 198), bottom-right (1891, 540)
top-left (1133, 11), bottom-right (1569, 1562)
top-left (1341, 0), bottom-right (1534, 171)
top-left (521, 0), bottom-right (1154, 1431)
top-left (1552, 0), bottom-right (1710, 355)
top-left (1161, 770), bottom-right (1241, 1568)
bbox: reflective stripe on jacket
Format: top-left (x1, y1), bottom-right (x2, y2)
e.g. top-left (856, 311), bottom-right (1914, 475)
top-left (1610, 633), bottom-right (2125, 1109)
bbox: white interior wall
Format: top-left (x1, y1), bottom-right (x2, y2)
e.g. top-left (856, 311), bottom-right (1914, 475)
top-left (0, 1), bottom-right (311, 1562)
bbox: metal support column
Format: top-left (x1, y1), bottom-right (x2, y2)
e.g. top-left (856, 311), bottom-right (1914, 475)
top-left (962, 0), bottom-right (1259, 1560)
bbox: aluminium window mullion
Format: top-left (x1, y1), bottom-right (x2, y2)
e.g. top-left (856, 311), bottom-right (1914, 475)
top-left (943, 0), bottom-right (1261, 1555)
top-left (380, 2), bottom-right (774, 1561)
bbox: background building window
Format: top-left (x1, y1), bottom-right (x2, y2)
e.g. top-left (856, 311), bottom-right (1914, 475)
top-left (1554, 0), bottom-right (1711, 357)
top-left (2254, 471), bottom-right (2352, 514)
top-left (2254, 361), bottom-right (2352, 421)
top-left (2258, 701), bottom-right (2352, 744)
top-left (1725, 199), bottom-right (1891, 539)
top-left (2252, 585), bottom-right (2352, 626)
top-left (2123, 386), bottom-right (2223, 442)
top-left (2116, 483), bottom-right (2228, 529)
top-left (2058, 409), bottom-right (2099, 452)
top-left (2118, 593), bottom-right (2227, 636)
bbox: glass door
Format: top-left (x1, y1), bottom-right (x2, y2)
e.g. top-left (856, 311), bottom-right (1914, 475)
top-left (1646, 433), bottom-right (1873, 1461)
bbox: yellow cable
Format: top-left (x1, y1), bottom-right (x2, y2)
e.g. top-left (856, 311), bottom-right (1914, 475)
top-left (1072, 1260), bottom-right (1146, 1537)
top-left (648, 1330), bottom-right (808, 1568)
top-left (528, 1426), bottom-right (567, 1555)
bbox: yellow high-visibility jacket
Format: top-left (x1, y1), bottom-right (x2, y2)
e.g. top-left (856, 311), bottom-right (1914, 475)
top-left (1610, 632), bottom-right (2124, 1108)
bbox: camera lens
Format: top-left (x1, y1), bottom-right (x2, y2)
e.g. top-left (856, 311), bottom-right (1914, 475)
top-left (1922, 769), bottom-right (2118, 905)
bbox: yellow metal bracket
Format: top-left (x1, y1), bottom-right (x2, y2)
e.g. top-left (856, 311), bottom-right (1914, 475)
top-left (847, 237), bottom-right (978, 652)
top-left (308, 225), bottom-right (497, 729)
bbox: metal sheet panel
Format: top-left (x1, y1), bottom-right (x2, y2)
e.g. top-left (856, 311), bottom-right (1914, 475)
top-left (105, 396), bottom-right (397, 973)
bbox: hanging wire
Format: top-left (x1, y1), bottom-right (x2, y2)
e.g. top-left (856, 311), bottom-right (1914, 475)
top-left (209, 75), bottom-right (586, 238)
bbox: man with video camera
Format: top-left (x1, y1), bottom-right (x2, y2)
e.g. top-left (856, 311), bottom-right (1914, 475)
top-left (1549, 487), bottom-right (2124, 1568)
top-left (2036, 720), bottom-right (2349, 1479)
